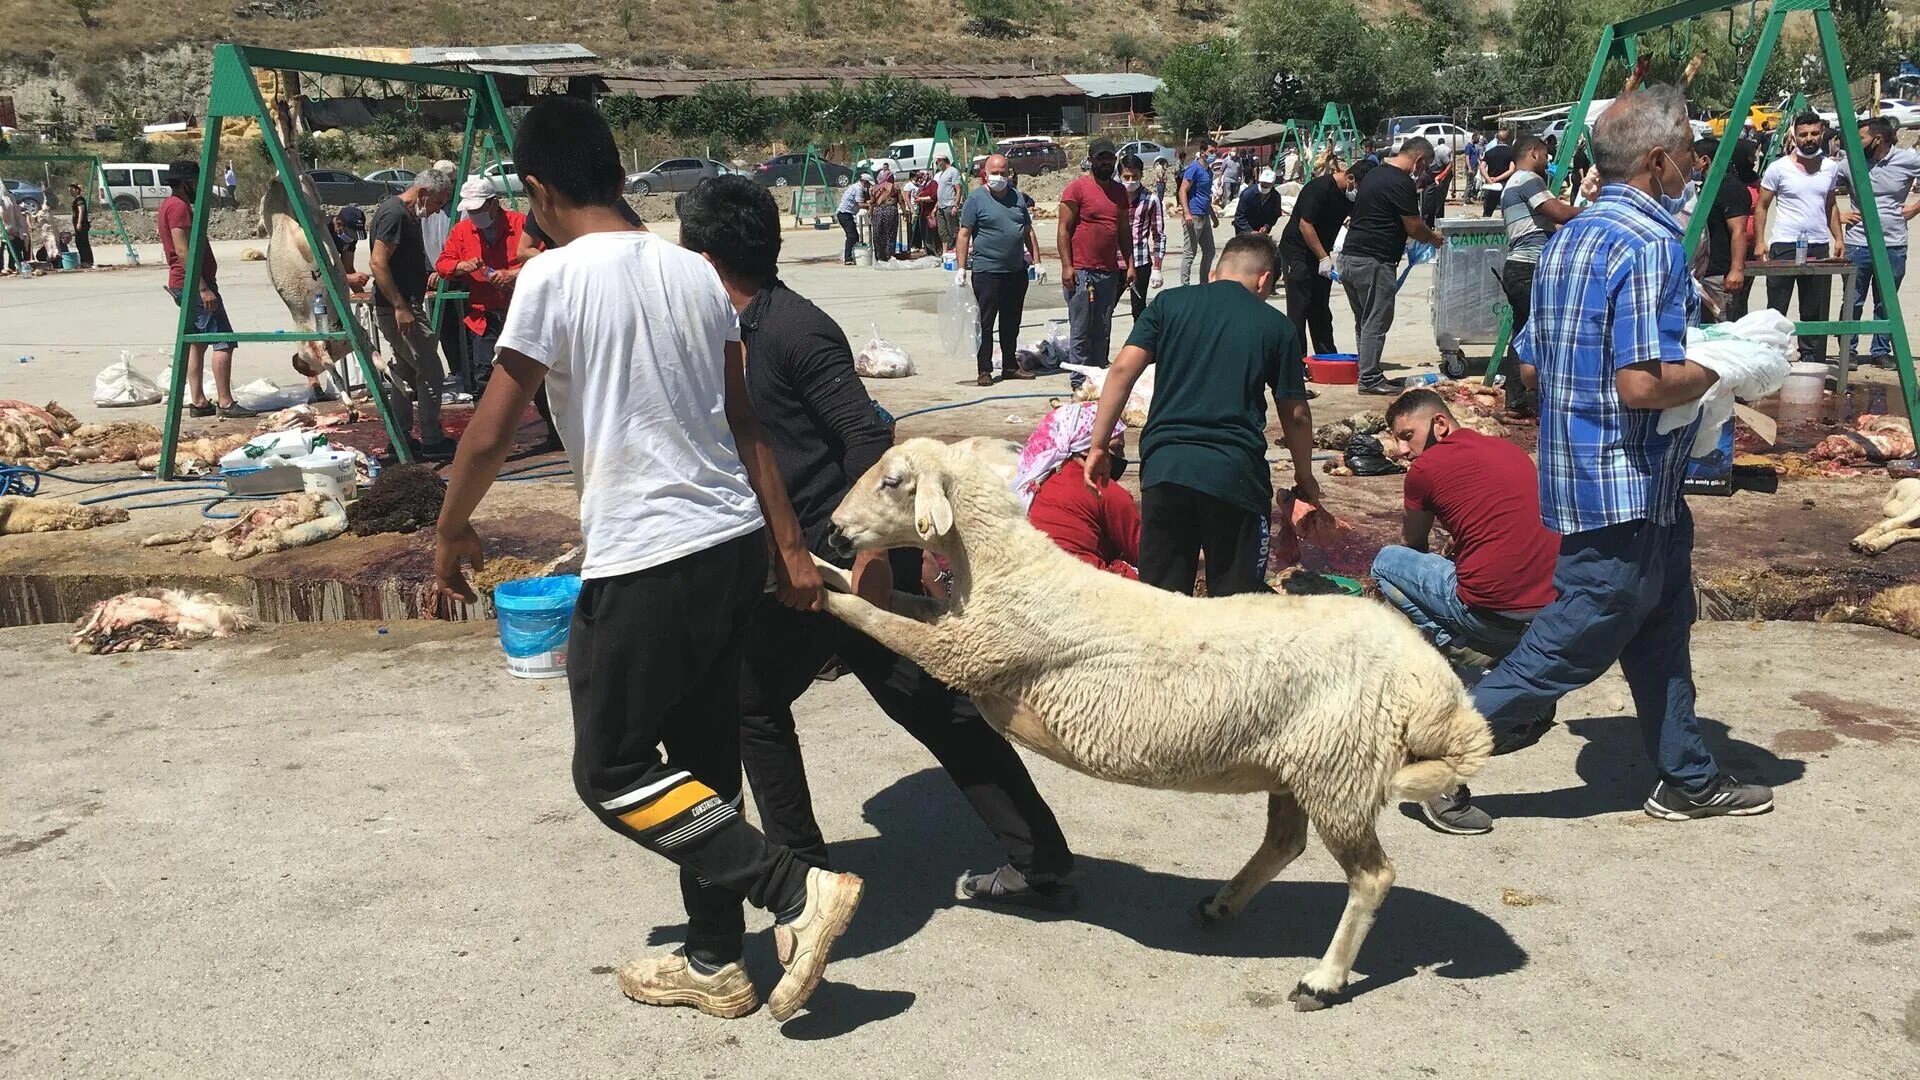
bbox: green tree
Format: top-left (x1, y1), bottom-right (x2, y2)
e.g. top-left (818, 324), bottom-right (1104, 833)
top-left (1157, 40), bottom-right (1262, 139)
top-left (794, 0), bottom-right (825, 36)
top-left (964, 0), bottom-right (1038, 38)
top-left (1109, 32), bottom-right (1143, 71)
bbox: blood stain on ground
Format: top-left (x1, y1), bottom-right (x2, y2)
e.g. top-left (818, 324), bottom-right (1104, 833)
top-left (1773, 692), bottom-right (1920, 752)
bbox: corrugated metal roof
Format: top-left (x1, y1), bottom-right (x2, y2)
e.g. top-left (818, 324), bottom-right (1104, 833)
top-left (1063, 73), bottom-right (1163, 98)
top-left (413, 43), bottom-right (597, 66)
top-left (463, 59), bottom-right (606, 77)
top-left (601, 66), bottom-right (1082, 101)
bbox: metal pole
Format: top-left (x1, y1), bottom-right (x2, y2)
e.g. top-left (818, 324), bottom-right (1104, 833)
top-left (157, 122), bottom-right (223, 479)
top-left (1683, 8), bottom-right (1787, 259)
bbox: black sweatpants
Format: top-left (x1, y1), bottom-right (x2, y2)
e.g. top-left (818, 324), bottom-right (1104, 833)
top-left (1127, 261), bottom-right (1153, 320)
top-left (568, 530), bottom-right (809, 967)
top-left (1284, 262), bottom-right (1336, 355)
top-left (972, 270), bottom-right (1028, 377)
top-left (737, 568), bottom-right (1072, 884)
top-left (74, 228), bottom-right (94, 268)
top-left (1139, 482), bottom-right (1270, 597)
top-left (838, 211), bottom-right (860, 263)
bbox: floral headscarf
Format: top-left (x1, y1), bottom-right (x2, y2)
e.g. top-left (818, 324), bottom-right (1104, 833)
top-left (1011, 402), bottom-right (1123, 510)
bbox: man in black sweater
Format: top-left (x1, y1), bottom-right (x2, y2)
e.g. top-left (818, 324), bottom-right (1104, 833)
top-left (1277, 162), bottom-right (1355, 356)
top-left (678, 176), bottom-right (1077, 911)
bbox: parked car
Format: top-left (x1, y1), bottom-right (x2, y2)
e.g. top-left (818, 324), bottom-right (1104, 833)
top-left (1378, 114), bottom-right (1451, 143)
top-left (625, 158), bottom-right (734, 195)
top-left (1117, 139), bottom-right (1178, 167)
top-left (469, 160), bottom-right (526, 197)
top-left (1815, 105), bottom-right (1871, 128)
top-left (751, 153), bottom-right (854, 188)
top-left (363, 167), bottom-right (417, 189)
top-left (305, 169), bottom-right (396, 205)
top-left (2, 177), bottom-right (47, 212)
top-left (855, 137), bottom-right (958, 176)
top-left (99, 162), bottom-right (174, 211)
top-left (1390, 122), bottom-right (1470, 154)
top-left (1876, 99), bottom-right (1920, 128)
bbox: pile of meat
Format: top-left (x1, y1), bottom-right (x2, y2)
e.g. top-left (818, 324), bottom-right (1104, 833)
top-left (1431, 381), bottom-right (1512, 436)
top-left (70, 589), bottom-right (253, 654)
top-left (2, 398), bottom-right (361, 475)
top-left (1811, 414), bottom-right (1916, 467)
top-left (0, 495), bottom-right (130, 535)
top-left (142, 491), bottom-right (346, 560)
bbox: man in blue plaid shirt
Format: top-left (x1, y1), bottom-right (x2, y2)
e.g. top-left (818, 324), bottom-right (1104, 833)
top-left (1424, 86), bottom-right (1775, 835)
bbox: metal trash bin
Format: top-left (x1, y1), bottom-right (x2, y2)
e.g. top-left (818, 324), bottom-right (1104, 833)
top-left (1429, 216), bottom-right (1509, 377)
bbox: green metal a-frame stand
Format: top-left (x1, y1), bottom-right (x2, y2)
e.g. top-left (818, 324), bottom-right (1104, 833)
top-left (159, 43), bottom-right (516, 479)
top-left (1311, 103), bottom-right (1362, 165)
top-left (1544, 0), bottom-right (1918, 439)
top-left (0, 153), bottom-right (140, 264)
top-left (1268, 120), bottom-right (1314, 178)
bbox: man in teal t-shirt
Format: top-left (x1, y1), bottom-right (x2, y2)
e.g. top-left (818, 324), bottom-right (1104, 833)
top-left (1084, 233), bottom-right (1320, 596)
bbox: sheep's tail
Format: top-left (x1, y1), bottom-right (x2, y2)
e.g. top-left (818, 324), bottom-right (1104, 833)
top-left (1389, 690), bottom-right (1494, 803)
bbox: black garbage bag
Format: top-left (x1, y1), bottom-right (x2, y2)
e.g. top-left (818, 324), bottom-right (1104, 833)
top-left (1343, 433), bottom-right (1405, 476)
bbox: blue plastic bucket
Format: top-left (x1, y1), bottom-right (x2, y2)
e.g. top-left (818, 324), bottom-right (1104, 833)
top-left (493, 574), bottom-right (582, 679)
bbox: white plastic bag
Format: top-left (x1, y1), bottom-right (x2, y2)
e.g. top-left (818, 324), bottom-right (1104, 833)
top-left (93, 352), bottom-right (164, 407)
top-left (1657, 309), bottom-right (1795, 457)
top-left (1063, 363), bottom-right (1155, 421)
top-left (938, 277), bottom-right (981, 362)
top-left (855, 324), bottom-right (915, 378)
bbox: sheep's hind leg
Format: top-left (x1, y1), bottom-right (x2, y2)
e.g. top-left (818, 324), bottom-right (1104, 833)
top-left (1193, 791), bottom-right (1308, 927)
top-left (1288, 823), bottom-right (1395, 1012)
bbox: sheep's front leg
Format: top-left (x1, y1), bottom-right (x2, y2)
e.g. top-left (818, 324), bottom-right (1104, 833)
top-left (1852, 501), bottom-right (1920, 554)
top-left (812, 553), bottom-right (950, 620)
top-left (822, 590), bottom-right (955, 670)
top-left (1194, 791), bottom-right (1309, 926)
top-left (1289, 822), bottom-right (1395, 1012)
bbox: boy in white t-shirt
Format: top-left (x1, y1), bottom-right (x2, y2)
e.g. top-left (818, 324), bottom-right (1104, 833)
top-left (432, 98), bottom-right (861, 1023)
top-left (1753, 112), bottom-right (1844, 363)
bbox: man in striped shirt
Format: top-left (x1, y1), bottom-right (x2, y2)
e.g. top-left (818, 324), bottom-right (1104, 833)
top-left (1120, 153), bottom-right (1166, 318)
top-left (1432, 86), bottom-right (1774, 833)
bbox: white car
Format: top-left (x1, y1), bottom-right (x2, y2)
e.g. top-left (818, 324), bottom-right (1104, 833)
top-left (1117, 139), bottom-right (1178, 167)
top-left (469, 160), bottom-right (525, 197)
top-left (1390, 122), bottom-right (1470, 154)
top-left (1874, 99), bottom-right (1920, 128)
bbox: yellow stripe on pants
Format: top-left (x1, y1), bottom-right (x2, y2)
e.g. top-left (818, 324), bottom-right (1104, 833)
top-left (617, 780), bottom-right (718, 833)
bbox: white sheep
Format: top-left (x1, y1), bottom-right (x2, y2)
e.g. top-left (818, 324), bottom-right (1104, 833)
top-left (1850, 477), bottom-right (1920, 555)
top-left (814, 438), bottom-right (1492, 1010)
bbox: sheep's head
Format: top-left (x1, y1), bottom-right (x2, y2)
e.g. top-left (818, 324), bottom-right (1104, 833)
top-left (832, 438), bottom-right (1016, 552)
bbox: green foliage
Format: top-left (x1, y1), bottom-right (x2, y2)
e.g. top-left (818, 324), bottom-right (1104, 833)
top-left (666, 82), bottom-right (783, 144)
top-left (1108, 31), bottom-right (1143, 71)
top-left (965, 0), bottom-right (1040, 37)
top-left (600, 77), bottom-right (971, 151)
top-left (600, 94), bottom-right (661, 132)
top-left (426, 0), bottom-right (463, 41)
top-left (794, 0), bottom-right (825, 36)
top-left (1157, 39), bottom-right (1263, 139)
top-left (365, 113), bottom-right (429, 157)
top-left (63, 0), bottom-right (104, 28)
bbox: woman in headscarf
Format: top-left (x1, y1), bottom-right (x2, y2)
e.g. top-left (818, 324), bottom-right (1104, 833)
top-left (1013, 402), bottom-right (1140, 578)
top-left (869, 166), bottom-right (900, 262)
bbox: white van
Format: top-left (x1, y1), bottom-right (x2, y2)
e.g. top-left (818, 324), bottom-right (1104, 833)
top-left (99, 162), bottom-right (174, 211)
top-left (859, 137), bottom-right (957, 176)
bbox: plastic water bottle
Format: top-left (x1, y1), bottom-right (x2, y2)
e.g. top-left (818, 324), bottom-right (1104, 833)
top-left (1405, 372), bottom-right (1444, 387)
top-left (1794, 233), bottom-right (1808, 266)
top-left (1027, 263), bottom-right (1038, 282)
top-left (17, 355), bottom-right (31, 364)
top-left (942, 251), bottom-right (956, 272)
top-left (311, 292), bottom-right (332, 335)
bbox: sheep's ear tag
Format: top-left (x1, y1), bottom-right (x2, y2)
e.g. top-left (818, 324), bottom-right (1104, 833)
top-left (914, 481), bottom-right (953, 540)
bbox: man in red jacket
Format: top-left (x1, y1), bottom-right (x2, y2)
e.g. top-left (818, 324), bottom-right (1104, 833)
top-left (435, 177), bottom-right (559, 447)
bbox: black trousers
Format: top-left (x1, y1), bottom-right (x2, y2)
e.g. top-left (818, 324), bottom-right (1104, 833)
top-left (1139, 482), bottom-right (1270, 597)
top-left (1127, 260), bottom-right (1153, 319)
top-left (738, 579), bottom-right (1072, 884)
top-left (74, 228), bottom-right (93, 268)
top-left (444, 307), bottom-right (477, 395)
top-left (568, 530), bottom-right (809, 966)
top-left (972, 270), bottom-right (1028, 376)
top-left (838, 211), bottom-right (860, 263)
top-left (1766, 241), bottom-right (1832, 362)
top-left (1284, 263), bottom-right (1336, 355)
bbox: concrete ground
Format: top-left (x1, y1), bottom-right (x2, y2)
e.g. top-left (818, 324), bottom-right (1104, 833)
top-left (2, 618), bottom-right (1918, 1078)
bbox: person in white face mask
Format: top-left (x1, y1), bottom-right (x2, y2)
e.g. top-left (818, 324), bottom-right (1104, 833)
top-left (1119, 153), bottom-right (1165, 320)
top-left (435, 176), bottom-right (553, 452)
top-left (370, 167), bottom-right (457, 459)
top-left (1232, 167), bottom-right (1284, 236)
top-left (955, 153), bottom-right (1041, 386)
top-left (1753, 112), bottom-right (1843, 363)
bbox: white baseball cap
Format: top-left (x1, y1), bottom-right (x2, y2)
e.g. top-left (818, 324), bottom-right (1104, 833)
top-left (433, 159), bottom-right (458, 174)
top-left (1259, 168), bottom-right (1277, 184)
top-left (457, 176), bottom-right (496, 212)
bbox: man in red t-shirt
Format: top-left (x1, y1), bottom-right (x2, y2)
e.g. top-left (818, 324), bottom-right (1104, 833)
top-left (1370, 388), bottom-right (1558, 657)
top-left (157, 160), bottom-right (254, 418)
top-left (1057, 138), bottom-right (1133, 374)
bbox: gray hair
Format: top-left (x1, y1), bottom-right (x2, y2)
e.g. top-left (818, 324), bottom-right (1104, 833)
top-left (1591, 84), bottom-right (1692, 182)
top-left (410, 168), bottom-right (453, 199)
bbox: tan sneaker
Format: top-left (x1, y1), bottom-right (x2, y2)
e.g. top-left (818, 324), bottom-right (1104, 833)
top-left (617, 950), bottom-right (758, 1019)
top-left (767, 868), bottom-right (865, 1022)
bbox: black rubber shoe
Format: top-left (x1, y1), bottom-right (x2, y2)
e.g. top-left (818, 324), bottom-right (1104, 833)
top-left (1357, 378), bottom-right (1403, 396)
top-left (958, 865), bottom-right (1079, 913)
top-left (188, 402), bottom-right (217, 418)
top-left (217, 402), bottom-right (259, 419)
top-left (1418, 786), bottom-right (1493, 835)
top-left (1644, 774), bottom-right (1774, 820)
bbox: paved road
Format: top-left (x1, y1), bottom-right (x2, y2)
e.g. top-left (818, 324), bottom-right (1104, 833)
top-left (3, 619), bottom-right (1917, 1077)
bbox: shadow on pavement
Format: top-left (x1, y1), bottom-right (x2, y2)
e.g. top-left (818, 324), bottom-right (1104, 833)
top-left (1460, 714), bottom-right (1807, 821)
top-left (819, 769), bottom-right (1528, 1002)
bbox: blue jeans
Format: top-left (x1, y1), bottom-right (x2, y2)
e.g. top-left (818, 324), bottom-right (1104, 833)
top-left (1846, 243), bottom-right (1906, 359)
top-left (1067, 268), bottom-right (1124, 369)
top-left (1471, 507), bottom-right (1718, 791)
top-left (164, 284), bottom-right (237, 354)
top-left (1370, 546), bottom-right (1531, 654)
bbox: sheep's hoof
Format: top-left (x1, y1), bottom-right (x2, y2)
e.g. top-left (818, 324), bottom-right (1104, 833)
top-left (1190, 896), bottom-right (1229, 928)
top-left (1287, 982), bottom-right (1342, 1012)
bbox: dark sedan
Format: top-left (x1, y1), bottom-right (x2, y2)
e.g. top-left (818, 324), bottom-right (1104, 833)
top-left (305, 169), bottom-right (404, 206)
top-left (750, 154), bottom-right (855, 189)
top-left (625, 158), bottom-right (737, 195)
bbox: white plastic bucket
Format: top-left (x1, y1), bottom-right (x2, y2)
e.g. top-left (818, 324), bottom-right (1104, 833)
top-left (291, 449), bottom-right (357, 503)
top-left (853, 243), bottom-right (873, 267)
top-left (1780, 362), bottom-right (1827, 405)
